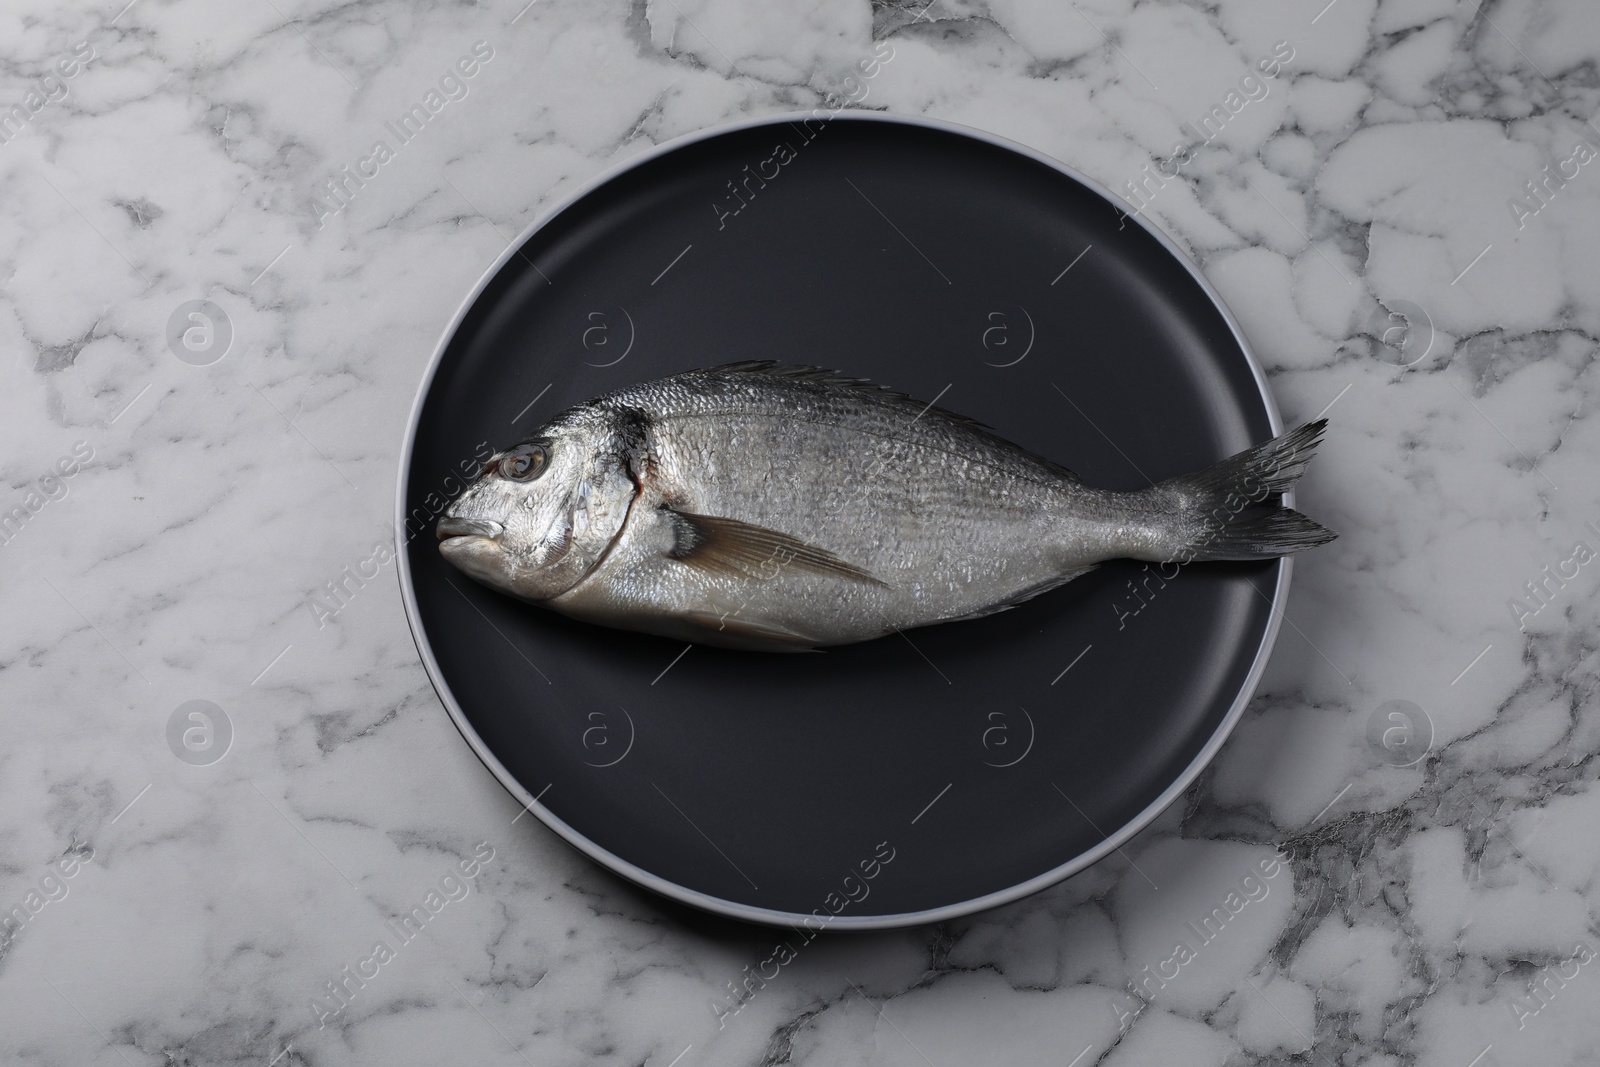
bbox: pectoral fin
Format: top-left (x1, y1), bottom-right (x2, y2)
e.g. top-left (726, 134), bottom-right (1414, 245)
top-left (663, 509), bottom-right (887, 588)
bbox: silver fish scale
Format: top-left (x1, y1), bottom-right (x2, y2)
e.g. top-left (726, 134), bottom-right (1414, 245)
top-left (589, 367), bottom-right (1164, 633)
top-left (442, 363), bottom-right (1331, 649)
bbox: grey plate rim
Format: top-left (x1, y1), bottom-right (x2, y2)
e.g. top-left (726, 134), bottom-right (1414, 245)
top-left (395, 109), bottom-right (1290, 930)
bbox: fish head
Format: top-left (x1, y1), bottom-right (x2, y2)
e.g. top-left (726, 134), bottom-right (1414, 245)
top-left (437, 407), bottom-right (639, 601)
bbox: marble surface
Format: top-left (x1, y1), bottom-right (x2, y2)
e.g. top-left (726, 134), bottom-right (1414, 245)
top-left (3, 0), bottom-right (1599, 1063)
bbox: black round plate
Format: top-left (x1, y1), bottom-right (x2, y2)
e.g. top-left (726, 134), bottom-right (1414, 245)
top-left (398, 113), bottom-right (1288, 927)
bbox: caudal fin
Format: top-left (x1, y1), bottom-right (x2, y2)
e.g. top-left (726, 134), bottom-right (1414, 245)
top-left (1157, 420), bottom-right (1336, 562)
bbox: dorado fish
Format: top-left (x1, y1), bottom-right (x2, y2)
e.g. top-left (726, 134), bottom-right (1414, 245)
top-left (436, 363), bottom-right (1334, 651)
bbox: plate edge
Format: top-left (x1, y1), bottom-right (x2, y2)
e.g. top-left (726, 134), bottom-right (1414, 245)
top-left (393, 108), bottom-right (1293, 930)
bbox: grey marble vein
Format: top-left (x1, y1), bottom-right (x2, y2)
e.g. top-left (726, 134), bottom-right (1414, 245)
top-left (2, 0), bottom-right (1598, 1063)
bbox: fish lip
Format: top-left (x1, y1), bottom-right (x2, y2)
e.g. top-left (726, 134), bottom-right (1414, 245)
top-left (436, 517), bottom-right (504, 542)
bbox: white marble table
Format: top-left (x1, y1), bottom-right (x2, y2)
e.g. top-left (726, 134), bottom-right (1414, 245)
top-left (3, 0), bottom-right (1598, 1063)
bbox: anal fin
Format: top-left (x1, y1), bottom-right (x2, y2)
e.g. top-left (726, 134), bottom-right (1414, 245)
top-left (682, 609), bottom-right (820, 652)
top-left (934, 565), bottom-right (1099, 625)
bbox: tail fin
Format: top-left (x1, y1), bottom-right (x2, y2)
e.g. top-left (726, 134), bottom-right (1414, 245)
top-left (1158, 420), bottom-right (1336, 562)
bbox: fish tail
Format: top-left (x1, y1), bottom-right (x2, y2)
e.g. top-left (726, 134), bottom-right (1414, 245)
top-left (1155, 419), bottom-right (1336, 561)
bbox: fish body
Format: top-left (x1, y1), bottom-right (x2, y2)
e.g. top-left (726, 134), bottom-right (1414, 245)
top-left (437, 363), bottom-right (1334, 650)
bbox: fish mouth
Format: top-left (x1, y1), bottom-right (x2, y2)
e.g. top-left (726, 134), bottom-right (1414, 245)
top-left (436, 517), bottom-right (504, 544)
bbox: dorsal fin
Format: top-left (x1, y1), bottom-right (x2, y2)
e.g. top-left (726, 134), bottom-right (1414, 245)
top-left (696, 361), bottom-right (1083, 484)
top-left (704, 361), bottom-right (997, 433)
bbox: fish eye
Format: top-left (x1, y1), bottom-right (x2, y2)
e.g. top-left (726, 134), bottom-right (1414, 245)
top-left (502, 443), bottom-right (548, 481)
